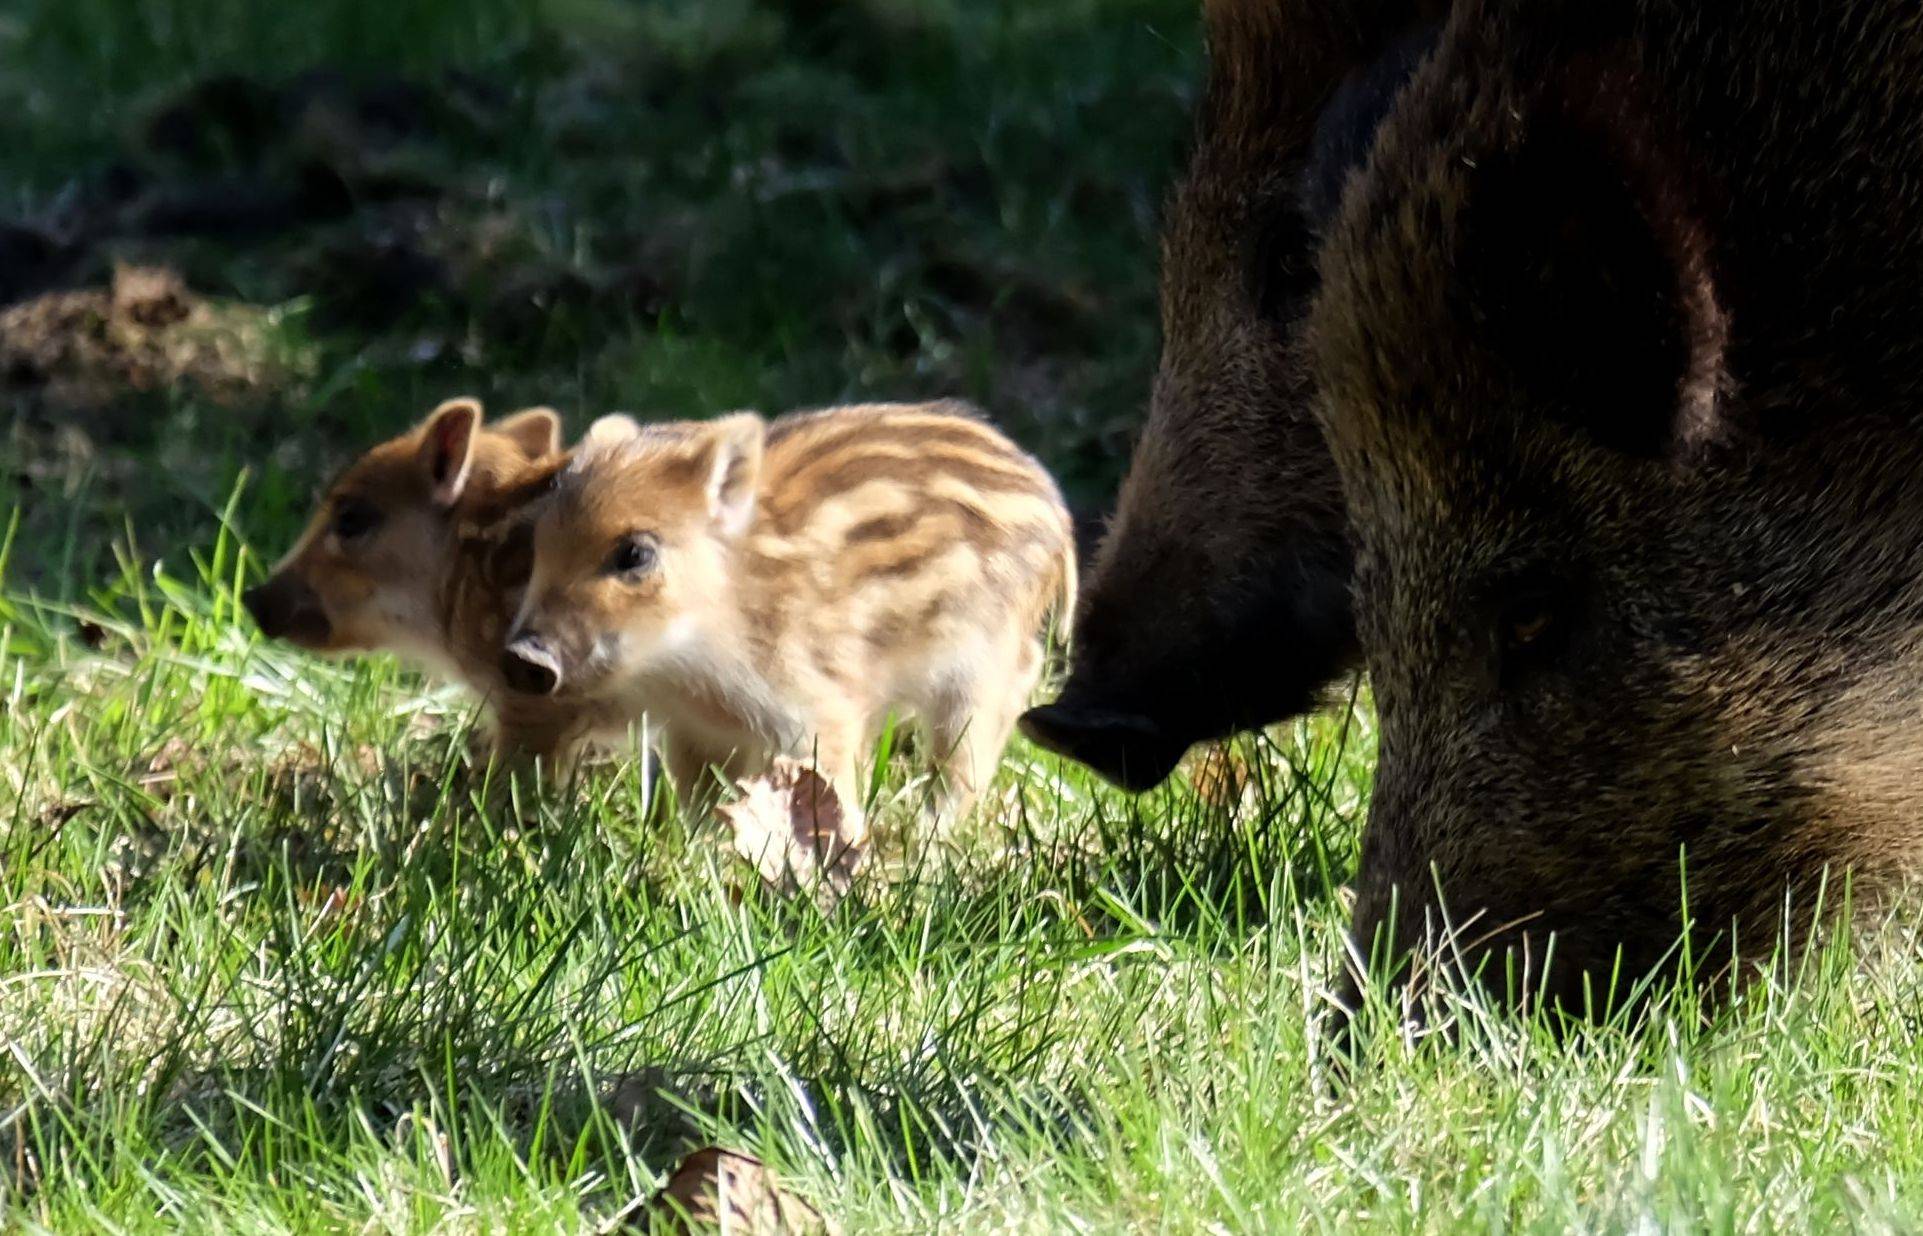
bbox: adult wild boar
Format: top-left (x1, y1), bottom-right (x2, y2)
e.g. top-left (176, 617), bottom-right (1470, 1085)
top-left (1030, 0), bottom-right (1923, 1012)
top-left (1016, 2), bottom-right (1444, 790)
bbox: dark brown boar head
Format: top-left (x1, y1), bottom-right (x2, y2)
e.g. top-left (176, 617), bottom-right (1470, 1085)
top-left (1313, 2), bottom-right (1923, 1015)
top-left (1022, 1), bottom-right (1451, 789)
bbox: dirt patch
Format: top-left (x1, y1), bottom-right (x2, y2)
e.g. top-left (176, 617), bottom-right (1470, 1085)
top-left (0, 263), bottom-right (306, 416)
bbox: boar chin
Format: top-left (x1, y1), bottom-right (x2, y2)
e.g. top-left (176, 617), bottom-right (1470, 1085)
top-left (1028, 539), bottom-right (1357, 791)
top-left (1018, 700), bottom-right (1189, 792)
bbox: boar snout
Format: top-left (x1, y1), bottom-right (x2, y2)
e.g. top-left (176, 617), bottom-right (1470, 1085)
top-left (1019, 700), bottom-right (1188, 792)
top-left (501, 635), bottom-right (562, 696)
top-left (244, 576), bottom-right (330, 646)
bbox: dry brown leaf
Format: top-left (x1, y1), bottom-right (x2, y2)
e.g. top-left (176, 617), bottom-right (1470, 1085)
top-left (38, 798), bottom-right (91, 828)
top-left (1184, 740), bottom-right (1251, 809)
top-left (143, 736), bottom-right (196, 777)
top-left (640, 1147), bottom-right (832, 1235)
top-left (717, 759), bottom-right (866, 907)
top-left (134, 736), bottom-right (201, 800)
top-left (297, 883), bottom-right (365, 928)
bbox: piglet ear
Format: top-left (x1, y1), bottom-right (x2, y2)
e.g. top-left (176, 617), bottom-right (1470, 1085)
top-left (495, 406), bottom-right (563, 459)
top-left (419, 397), bottom-right (483, 507)
top-left (700, 412), bottom-right (766, 538)
top-left (580, 413), bottom-right (642, 458)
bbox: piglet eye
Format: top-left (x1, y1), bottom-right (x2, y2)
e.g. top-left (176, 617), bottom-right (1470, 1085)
top-left (331, 498), bottom-right (383, 542)
top-left (608, 534), bottom-right (657, 577)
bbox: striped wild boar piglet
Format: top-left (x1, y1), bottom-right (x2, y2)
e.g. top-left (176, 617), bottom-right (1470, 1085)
top-left (246, 397), bottom-right (628, 772)
top-left (501, 401), bottom-right (1076, 826)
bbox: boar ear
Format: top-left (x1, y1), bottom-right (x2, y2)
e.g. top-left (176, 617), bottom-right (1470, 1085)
top-left (1458, 109), bottom-right (1728, 458)
top-left (495, 406), bottom-right (562, 459)
top-left (419, 397), bottom-right (483, 507)
top-left (699, 413), bottom-right (765, 538)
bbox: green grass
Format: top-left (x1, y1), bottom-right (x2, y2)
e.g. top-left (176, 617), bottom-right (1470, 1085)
top-left (7, 518), bottom-right (1923, 1232)
top-left (6, 1), bottom-right (1923, 1231)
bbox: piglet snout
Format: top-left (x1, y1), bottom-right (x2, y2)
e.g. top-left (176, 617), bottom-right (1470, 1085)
top-left (501, 635), bottom-right (562, 695)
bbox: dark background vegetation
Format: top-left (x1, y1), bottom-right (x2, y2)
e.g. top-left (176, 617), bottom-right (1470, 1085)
top-left (0, 0), bottom-right (1201, 588)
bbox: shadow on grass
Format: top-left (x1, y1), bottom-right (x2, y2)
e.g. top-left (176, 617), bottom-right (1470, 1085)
top-left (2, 0), bottom-right (1201, 593)
top-left (2, 724), bottom-right (1364, 1220)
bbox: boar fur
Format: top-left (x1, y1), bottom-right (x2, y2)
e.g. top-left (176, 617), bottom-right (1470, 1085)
top-left (1038, 0), bottom-right (1923, 1014)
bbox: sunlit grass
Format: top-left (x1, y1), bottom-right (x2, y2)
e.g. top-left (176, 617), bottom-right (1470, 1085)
top-left (3, 513), bottom-right (1922, 1232)
top-left (4, 0), bottom-right (1921, 1228)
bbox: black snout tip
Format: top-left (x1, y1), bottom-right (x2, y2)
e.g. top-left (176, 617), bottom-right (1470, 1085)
top-left (1017, 701), bottom-right (1188, 793)
top-left (501, 639), bottom-right (562, 696)
top-left (241, 584), bottom-right (275, 633)
top-left (244, 577), bottom-right (330, 645)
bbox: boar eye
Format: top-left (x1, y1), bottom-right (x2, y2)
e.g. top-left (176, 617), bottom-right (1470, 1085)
top-left (1495, 585), bottom-right (1575, 688)
top-left (607, 534), bottom-right (658, 577)
top-left (331, 498), bottom-right (383, 542)
top-left (1506, 603), bottom-right (1553, 649)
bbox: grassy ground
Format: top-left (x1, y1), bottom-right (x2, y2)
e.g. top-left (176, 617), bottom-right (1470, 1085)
top-left (5, 1), bottom-right (1923, 1231)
